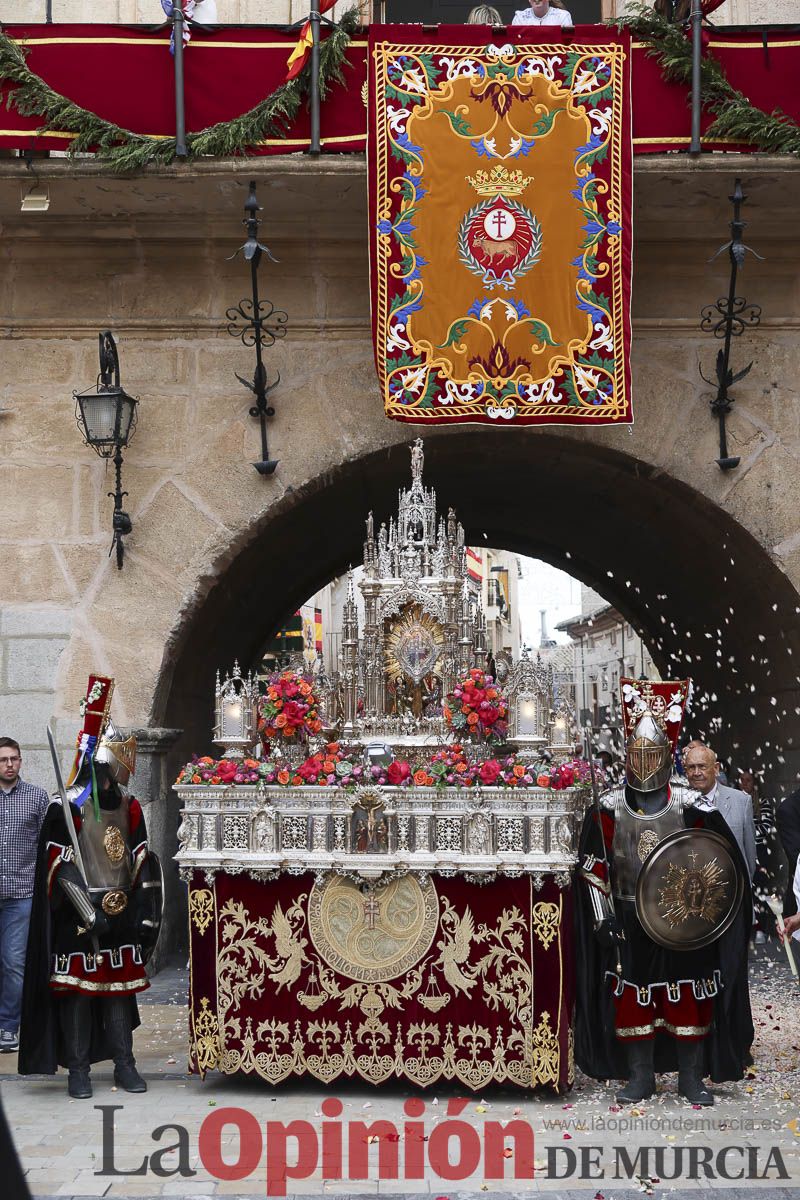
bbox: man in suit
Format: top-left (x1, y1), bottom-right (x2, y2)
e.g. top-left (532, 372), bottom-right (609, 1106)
top-left (775, 786), bottom-right (800, 916)
top-left (683, 741), bottom-right (757, 879)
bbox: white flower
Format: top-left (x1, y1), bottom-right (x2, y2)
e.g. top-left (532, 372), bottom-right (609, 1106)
top-left (666, 704), bottom-right (683, 724)
top-left (443, 380), bottom-right (478, 405)
top-left (399, 66), bottom-right (428, 95)
top-left (387, 104), bottom-right (411, 135)
top-left (487, 404), bottom-right (516, 420)
top-left (574, 364), bottom-right (601, 393)
top-left (622, 683), bottom-right (639, 702)
top-left (521, 378), bottom-right (560, 404)
top-left (589, 322), bottom-right (613, 353)
top-left (386, 322), bottom-right (411, 353)
top-left (588, 105), bottom-right (612, 136)
top-left (442, 56), bottom-right (479, 81)
top-left (573, 69), bottom-right (598, 95)
top-left (486, 44), bottom-right (516, 59)
top-left (400, 366), bottom-right (427, 395)
top-left (520, 55), bottom-right (561, 81)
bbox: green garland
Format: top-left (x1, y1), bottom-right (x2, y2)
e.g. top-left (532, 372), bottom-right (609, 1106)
top-left (0, 8), bottom-right (359, 172)
top-left (2, 7), bottom-right (798, 169)
top-left (620, 3), bottom-right (800, 155)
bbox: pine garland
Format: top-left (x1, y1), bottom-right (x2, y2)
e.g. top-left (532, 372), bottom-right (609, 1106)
top-left (3, 7), bottom-right (798, 167)
top-left (0, 8), bottom-right (359, 172)
top-left (620, 3), bottom-right (800, 156)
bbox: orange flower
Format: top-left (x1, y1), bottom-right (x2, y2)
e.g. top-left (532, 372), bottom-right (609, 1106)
top-left (191, 774), bottom-right (201, 784)
top-left (291, 775), bottom-right (303, 786)
top-left (199, 756), bottom-right (215, 766)
top-left (299, 681), bottom-right (312, 696)
top-left (323, 760), bottom-right (336, 774)
top-left (513, 764), bottom-right (526, 778)
top-left (413, 769), bottom-right (430, 787)
top-left (326, 742), bottom-right (340, 754)
top-left (211, 775), bottom-right (221, 785)
top-left (467, 712), bottom-right (479, 726)
top-left (277, 769), bottom-right (290, 785)
top-left (461, 704), bottom-right (471, 716)
top-left (275, 713), bottom-right (288, 728)
top-left (443, 705), bottom-right (452, 722)
top-left (486, 689), bottom-right (497, 701)
top-left (244, 758), bottom-right (260, 770)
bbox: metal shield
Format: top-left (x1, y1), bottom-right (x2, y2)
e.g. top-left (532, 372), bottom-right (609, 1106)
top-left (136, 850), bottom-right (164, 964)
top-left (635, 828), bottom-right (744, 950)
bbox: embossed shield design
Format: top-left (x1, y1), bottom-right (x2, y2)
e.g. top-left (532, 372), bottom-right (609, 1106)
top-left (636, 828), bottom-right (744, 950)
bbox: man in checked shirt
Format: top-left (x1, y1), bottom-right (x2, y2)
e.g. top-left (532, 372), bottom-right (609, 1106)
top-left (0, 737), bottom-right (49, 1052)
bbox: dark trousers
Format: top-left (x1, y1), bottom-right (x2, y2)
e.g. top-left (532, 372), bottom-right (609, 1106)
top-left (58, 993), bottom-right (136, 1073)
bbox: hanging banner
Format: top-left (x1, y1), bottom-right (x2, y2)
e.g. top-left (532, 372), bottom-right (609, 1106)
top-left (369, 25), bottom-right (632, 426)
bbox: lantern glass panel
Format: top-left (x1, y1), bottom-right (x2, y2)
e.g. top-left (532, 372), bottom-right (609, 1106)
top-left (518, 698), bottom-right (538, 735)
top-left (78, 392), bottom-right (120, 453)
top-left (78, 390), bottom-right (137, 456)
top-left (221, 696), bottom-right (244, 739)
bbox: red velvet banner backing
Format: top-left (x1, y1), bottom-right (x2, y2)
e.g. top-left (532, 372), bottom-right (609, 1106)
top-left (187, 870), bottom-right (575, 1092)
top-left (1, 25), bottom-right (799, 156)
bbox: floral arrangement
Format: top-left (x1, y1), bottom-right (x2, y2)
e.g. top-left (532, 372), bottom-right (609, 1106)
top-left (257, 669), bottom-right (323, 746)
top-left (176, 748), bottom-right (600, 791)
top-left (444, 668), bottom-right (508, 743)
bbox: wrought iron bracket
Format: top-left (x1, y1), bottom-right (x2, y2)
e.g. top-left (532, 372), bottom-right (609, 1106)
top-left (699, 179), bottom-right (763, 472)
top-left (225, 181), bottom-right (288, 475)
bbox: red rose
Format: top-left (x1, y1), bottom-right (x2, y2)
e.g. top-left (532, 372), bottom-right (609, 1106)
top-left (387, 760), bottom-right (411, 785)
top-left (478, 759), bottom-right (501, 786)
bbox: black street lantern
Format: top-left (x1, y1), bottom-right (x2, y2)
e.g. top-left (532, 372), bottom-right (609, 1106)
top-left (226, 180), bottom-right (288, 475)
top-left (75, 331), bottom-right (138, 570)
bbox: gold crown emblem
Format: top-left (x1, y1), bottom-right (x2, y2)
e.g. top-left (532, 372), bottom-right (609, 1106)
top-left (466, 165), bottom-right (532, 198)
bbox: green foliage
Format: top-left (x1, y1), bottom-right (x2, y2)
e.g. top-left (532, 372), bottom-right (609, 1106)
top-left (524, 319), bottom-right (558, 347)
top-left (619, 3), bottom-right (800, 156)
top-left (530, 108), bottom-right (561, 138)
top-left (438, 318), bottom-right (471, 348)
top-left (442, 108), bottom-right (472, 137)
top-left (0, 8), bottom-right (359, 172)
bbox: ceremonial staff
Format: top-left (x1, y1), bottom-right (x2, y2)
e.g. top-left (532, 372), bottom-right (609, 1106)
top-left (585, 729), bottom-right (623, 977)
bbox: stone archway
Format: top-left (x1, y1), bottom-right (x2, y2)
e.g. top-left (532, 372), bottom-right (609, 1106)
top-left (155, 429), bottom-right (800, 780)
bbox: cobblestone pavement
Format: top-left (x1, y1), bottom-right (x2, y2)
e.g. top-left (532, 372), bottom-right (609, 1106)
top-left (2, 941), bottom-right (799, 1200)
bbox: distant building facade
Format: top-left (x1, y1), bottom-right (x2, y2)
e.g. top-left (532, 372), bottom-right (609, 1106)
top-left (557, 585), bottom-right (659, 754)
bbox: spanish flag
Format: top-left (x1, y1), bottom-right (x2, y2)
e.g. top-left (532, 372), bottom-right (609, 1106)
top-left (285, 0), bottom-right (337, 81)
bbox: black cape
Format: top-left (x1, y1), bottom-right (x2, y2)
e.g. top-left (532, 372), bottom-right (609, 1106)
top-left (18, 801), bottom-right (140, 1076)
top-left (574, 799), bottom-right (754, 1083)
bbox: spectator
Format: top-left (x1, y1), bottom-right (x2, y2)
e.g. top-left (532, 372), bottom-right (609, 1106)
top-left (776, 783), bottom-right (800, 917)
top-left (512, 0), bottom-right (574, 27)
top-left (682, 740), bottom-right (756, 879)
top-left (0, 737), bottom-right (49, 1053)
top-left (467, 4), bottom-right (503, 20)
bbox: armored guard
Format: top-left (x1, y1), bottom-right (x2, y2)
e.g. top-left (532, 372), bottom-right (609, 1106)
top-left (19, 675), bottom-right (162, 1099)
top-left (575, 680), bottom-right (753, 1106)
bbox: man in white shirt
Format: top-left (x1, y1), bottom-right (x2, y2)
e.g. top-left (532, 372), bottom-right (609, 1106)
top-left (513, 1), bottom-right (574, 26)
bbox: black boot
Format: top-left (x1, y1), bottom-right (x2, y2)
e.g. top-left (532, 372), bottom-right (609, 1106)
top-left (104, 997), bottom-right (147, 1093)
top-left (60, 994), bottom-right (93, 1099)
top-left (616, 1039), bottom-right (655, 1103)
top-left (677, 1040), bottom-right (714, 1106)
top-left (68, 1070), bottom-right (93, 1099)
